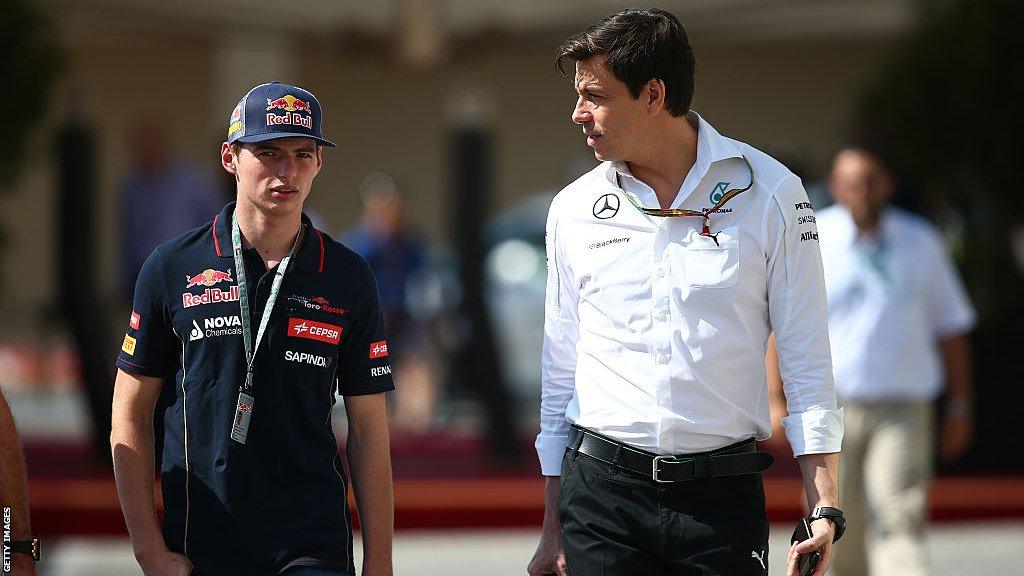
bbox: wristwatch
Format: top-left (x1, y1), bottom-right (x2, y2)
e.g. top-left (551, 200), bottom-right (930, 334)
top-left (8, 538), bottom-right (40, 561)
top-left (808, 506), bottom-right (846, 543)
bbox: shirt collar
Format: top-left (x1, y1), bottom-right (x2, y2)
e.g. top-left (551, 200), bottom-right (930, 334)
top-left (603, 111), bottom-right (745, 193)
top-left (831, 204), bottom-right (894, 248)
top-left (212, 201), bottom-right (325, 273)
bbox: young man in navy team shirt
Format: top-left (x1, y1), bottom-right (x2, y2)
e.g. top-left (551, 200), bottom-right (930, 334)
top-left (111, 82), bottom-right (395, 576)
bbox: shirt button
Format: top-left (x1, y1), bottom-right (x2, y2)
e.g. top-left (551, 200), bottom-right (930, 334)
top-left (657, 268), bottom-right (666, 278)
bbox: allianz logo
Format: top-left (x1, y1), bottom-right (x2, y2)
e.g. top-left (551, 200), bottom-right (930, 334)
top-left (189, 315), bottom-right (242, 341)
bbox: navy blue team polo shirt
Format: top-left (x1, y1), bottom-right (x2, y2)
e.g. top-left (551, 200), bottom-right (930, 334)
top-left (116, 201), bottom-right (395, 576)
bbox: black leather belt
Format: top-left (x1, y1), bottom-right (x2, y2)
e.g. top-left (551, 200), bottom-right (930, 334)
top-left (568, 425), bottom-right (773, 483)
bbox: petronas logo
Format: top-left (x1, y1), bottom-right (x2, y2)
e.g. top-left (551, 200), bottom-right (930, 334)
top-left (710, 181), bottom-right (730, 204)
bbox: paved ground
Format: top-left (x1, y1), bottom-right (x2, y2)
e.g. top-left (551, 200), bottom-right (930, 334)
top-left (38, 521), bottom-right (1024, 575)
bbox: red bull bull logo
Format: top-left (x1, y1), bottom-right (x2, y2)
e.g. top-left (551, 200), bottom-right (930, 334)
top-left (185, 268), bottom-right (234, 289)
top-left (266, 94), bottom-right (313, 130)
top-left (266, 95), bottom-right (311, 113)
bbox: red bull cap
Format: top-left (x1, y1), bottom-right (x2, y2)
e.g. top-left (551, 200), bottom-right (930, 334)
top-left (227, 82), bottom-right (335, 147)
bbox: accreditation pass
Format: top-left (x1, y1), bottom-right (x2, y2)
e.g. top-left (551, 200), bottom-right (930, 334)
top-left (231, 392), bottom-right (255, 444)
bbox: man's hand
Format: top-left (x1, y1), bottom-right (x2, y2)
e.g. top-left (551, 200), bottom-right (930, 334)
top-left (136, 547), bottom-right (193, 576)
top-left (786, 518), bottom-right (834, 576)
top-left (528, 476), bottom-right (567, 576)
top-left (528, 526), bottom-right (567, 576)
top-left (9, 553), bottom-right (38, 576)
top-left (939, 411), bottom-right (972, 463)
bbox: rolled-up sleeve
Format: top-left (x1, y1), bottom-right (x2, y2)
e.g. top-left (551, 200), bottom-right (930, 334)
top-left (767, 177), bottom-right (844, 456)
top-left (535, 196), bottom-right (581, 476)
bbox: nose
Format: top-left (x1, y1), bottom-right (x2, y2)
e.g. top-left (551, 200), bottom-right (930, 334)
top-left (275, 155), bottom-right (296, 181)
top-left (571, 96), bottom-right (591, 125)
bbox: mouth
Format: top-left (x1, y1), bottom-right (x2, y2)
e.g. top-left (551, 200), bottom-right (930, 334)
top-left (586, 133), bottom-right (603, 147)
top-left (269, 185), bottom-right (299, 199)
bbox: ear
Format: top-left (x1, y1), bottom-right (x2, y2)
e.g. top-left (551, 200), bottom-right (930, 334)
top-left (645, 78), bottom-right (667, 116)
top-left (220, 142), bottom-right (237, 177)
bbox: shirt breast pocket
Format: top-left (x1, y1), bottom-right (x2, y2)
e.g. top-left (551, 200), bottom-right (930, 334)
top-left (683, 225), bottom-right (740, 288)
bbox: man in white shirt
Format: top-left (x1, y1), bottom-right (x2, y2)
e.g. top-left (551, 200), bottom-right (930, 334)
top-left (814, 147), bottom-right (975, 576)
top-left (527, 8), bottom-right (844, 576)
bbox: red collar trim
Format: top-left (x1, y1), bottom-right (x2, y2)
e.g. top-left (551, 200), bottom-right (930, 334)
top-left (315, 228), bottom-right (325, 273)
top-left (212, 213), bottom-right (223, 256)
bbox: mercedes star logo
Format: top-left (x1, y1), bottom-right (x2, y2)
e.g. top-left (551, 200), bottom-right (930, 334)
top-left (593, 193), bottom-right (620, 219)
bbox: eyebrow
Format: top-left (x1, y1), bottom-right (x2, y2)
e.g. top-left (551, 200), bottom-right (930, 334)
top-left (254, 144), bottom-right (316, 153)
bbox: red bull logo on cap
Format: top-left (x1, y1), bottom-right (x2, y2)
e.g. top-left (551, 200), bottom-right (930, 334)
top-left (266, 94), bottom-right (313, 130)
top-left (185, 268), bottom-right (234, 289)
top-left (228, 104), bottom-right (244, 139)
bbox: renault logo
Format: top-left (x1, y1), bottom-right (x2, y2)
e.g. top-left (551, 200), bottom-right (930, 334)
top-left (593, 193), bottom-right (620, 219)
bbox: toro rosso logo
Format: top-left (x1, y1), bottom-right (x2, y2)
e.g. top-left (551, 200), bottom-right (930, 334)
top-left (288, 317), bottom-right (342, 344)
top-left (185, 268), bottom-right (233, 288)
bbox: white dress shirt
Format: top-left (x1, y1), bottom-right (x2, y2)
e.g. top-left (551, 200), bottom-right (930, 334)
top-left (817, 205), bottom-right (975, 403)
top-left (536, 113), bottom-right (843, 476)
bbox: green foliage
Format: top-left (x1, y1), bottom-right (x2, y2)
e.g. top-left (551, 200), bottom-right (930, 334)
top-left (0, 0), bottom-right (62, 191)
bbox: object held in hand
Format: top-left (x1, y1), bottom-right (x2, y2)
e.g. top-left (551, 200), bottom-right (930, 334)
top-left (791, 518), bottom-right (820, 576)
top-left (8, 537), bottom-right (41, 561)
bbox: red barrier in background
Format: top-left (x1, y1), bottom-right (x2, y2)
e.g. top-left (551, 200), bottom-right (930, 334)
top-left (26, 434), bottom-right (1024, 536)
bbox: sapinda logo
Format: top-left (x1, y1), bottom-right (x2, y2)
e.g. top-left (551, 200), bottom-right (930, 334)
top-left (287, 318), bottom-right (342, 344)
top-left (285, 351), bottom-right (332, 367)
top-left (369, 340), bottom-right (389, 359)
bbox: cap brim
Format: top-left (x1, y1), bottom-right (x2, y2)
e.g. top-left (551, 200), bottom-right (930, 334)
top-left (233, 132), bottom-right (336, 148)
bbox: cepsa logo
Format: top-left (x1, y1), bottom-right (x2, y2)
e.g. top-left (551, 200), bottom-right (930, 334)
top-left (369, 340), bottom-right (389, 359)
top-left (185, 268), bottom-right (233, 289)
top-left (288, 318), bottom-right (342, 344)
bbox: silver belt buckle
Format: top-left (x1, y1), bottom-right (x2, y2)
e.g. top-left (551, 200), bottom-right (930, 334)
top-left (652, 455), bottom-right (675, 483)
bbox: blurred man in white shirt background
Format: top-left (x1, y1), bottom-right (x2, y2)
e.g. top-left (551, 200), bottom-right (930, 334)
top-left (771, 145), bottom-right (974, 576)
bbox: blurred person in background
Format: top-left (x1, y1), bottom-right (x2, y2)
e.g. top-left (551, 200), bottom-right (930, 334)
top-left (530, 9), bottom-right (844, 576)
top-left (768, 145), bottom-right (975, 576)
top-left (111, 82), bottom-right (395, 576)
top-left (344, 173), bottom-right (439, 433)
top-left (0, 388), bottom-right (39, 575)
top-left (118, 119), bottom-right (223, 299)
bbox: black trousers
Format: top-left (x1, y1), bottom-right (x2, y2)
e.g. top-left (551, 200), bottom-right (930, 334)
top-left (557, 442), bottom-right (770, 576)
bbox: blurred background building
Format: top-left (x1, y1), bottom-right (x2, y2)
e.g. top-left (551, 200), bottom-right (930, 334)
top-left (2, 0), bottom-right (1022, 574)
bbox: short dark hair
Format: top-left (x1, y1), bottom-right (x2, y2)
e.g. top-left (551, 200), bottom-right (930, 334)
top-left (831, 142), bottom-right (890, 173)
top-left (556, 8), bottom-right (696, 117)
